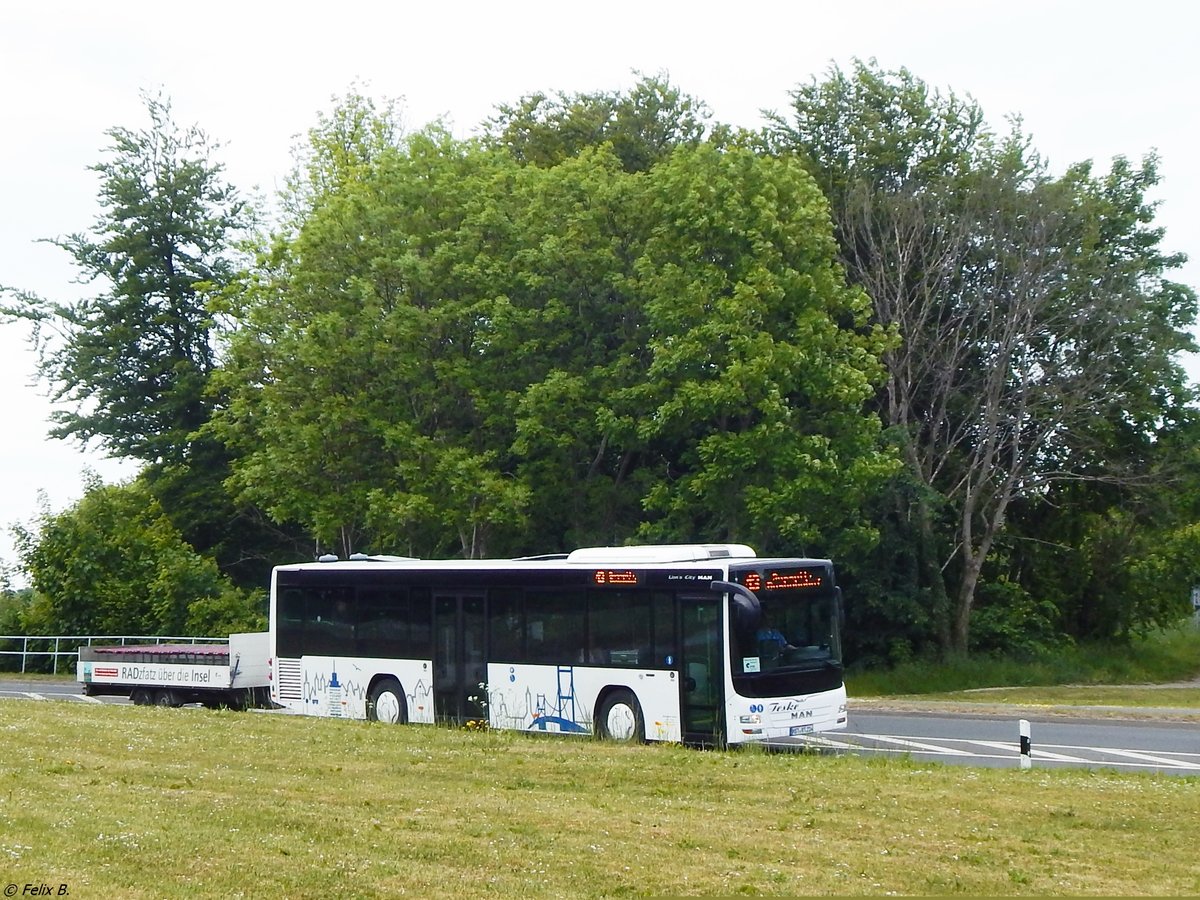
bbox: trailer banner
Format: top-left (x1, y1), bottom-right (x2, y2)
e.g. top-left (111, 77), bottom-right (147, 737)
top-left (79, 661), bottom-right (234, 688)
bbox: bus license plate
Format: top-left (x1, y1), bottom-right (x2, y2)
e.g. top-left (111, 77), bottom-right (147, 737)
top-left (790, 724), bottom-right (814, 736)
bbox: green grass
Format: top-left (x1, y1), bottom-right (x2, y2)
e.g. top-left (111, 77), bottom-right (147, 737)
top-left (1, 701), bottom-right (1198, 897)
top-left (847, 621), bottom-right (1200, 697)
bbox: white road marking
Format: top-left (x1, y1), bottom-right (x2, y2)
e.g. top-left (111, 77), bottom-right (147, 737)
top-left (951, 739), bottom-right (1093, 763)
top-left (822, 733), bottom-right (1200, 770)
top-left (858, 733), bottom-right (973, 756)
top-left (1082, 747), bottom-right (1200, 770)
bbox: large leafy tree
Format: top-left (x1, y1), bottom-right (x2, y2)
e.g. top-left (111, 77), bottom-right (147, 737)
top-left (213, 121), bottom-right (522, 558)
top-left (1, 93), bottom-right (304, 588)
top-left (12, 476), bottom-right (264, 636)
top-left (623, 143), bottom-right (897, 556)
top-left (766, 60), bottom-right (1197, 653)
top-left (1001, 403), bottom-right (1200, 644)
top-left (213, 91), bottom-right (895, 560)
top-left (1, 92), bottom-right (247, 465)
top-left (214, 126), bottom-right (642, 557)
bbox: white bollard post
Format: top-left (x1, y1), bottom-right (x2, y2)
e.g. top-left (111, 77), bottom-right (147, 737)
top-left (1019, 719), bottom-right (1032, 770)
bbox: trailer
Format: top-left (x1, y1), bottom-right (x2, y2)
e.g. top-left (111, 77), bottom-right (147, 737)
top-left (77, 632), bottom-right (272, 709)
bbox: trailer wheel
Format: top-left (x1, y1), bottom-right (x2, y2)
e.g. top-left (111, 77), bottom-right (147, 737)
top-left (130, 688), bottom-right (153, 706)
top-left (368, 678), bottom-right (408, 724)
top-left (596, 689), bottom-right (645, 743)
top-left (154, 689), bottom-right (182, 707)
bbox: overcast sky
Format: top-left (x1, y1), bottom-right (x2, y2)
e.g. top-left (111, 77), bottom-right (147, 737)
top-left (2, 0), bottom-right (1197, 578)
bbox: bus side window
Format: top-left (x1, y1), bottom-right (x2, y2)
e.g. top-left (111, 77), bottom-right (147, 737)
top-left (488, 589), bottom-right (523, 661)
top-left (588, 590), bottom-right (652, 667)
top-left (277, 587), bottom-right (306, 657)
top-left (525, 591), bottom-right (584, 665)
top-left (358, 587), bottom-right (409, 659)
top-left (652, 591), bottom-right (675, 666)
top-left (306, 586), bottom-right (354, 657)
top-left (409, 587), bottom-right (432, 658)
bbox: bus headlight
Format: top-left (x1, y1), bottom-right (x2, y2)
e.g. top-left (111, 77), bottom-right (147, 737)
top-left (739, 714), bottom-right (761, 724)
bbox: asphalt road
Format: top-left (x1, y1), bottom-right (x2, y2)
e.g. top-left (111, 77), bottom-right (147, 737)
top-left (4, 677), bottom-right (1199, 775)
top-left (799, 708), bottom-right (1200, 774)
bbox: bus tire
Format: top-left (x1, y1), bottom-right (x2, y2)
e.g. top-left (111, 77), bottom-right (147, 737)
top-left (154, 689), bottom-right (182, 707)
top-left (130, 687), bottom-right (154, 706)
top-left (596, 689), bottom-right (645, 743)
top-left (368, 678), bottom-right (408, 724)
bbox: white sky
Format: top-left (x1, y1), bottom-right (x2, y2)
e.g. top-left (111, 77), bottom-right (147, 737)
top-left (2, 0), bottom-right (1198, 577)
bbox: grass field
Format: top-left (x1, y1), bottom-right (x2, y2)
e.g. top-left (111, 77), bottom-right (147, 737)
top-left (846, 622), bottom-right (1200, 697)
top-left (1, 701), bottom-right (1198, 898)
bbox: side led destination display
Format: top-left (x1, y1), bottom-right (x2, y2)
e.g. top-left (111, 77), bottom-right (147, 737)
top-left (741, 569), bottom-right (825, 592)
top-left (592, 569), bottom-right (639, 586)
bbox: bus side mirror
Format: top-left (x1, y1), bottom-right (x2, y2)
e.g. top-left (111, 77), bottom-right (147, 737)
top-left (710, 580), bottom-right (761, 641)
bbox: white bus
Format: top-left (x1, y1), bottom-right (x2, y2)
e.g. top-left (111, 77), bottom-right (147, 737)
top-left (268, 543), bottom-right (847, 745)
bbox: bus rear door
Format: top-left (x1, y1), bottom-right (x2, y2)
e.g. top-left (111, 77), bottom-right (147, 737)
top-left (433, 593), bottom-right (485, 722)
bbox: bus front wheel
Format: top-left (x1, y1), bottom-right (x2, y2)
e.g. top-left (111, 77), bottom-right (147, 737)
top-left (368, 678), bottom-right (408, 724)
top-left (596, 689), bottom-right (645, 743)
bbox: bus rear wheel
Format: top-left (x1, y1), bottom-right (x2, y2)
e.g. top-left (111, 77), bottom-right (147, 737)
top-left (596, 689), bottom-right (645, 743)
top-left (368, 678), bottom-right (408, 724)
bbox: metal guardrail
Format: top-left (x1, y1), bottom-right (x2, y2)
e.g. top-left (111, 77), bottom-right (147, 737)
top-left (0, 635), bottom-right (225, 675)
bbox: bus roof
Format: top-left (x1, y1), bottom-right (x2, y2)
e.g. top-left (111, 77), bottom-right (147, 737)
top-left (275, 543), bottom-right (762, 573)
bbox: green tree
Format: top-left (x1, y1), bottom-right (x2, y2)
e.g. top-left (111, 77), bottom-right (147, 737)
top-left (1, 93), bottom-right (307, 588)
top-left (1, 91), bottom-right (248, 465)
top-left (212, 122), bottom-right (526, 558)
top-left (622, 143), bottom-right (897, 555)
top-left (485, 71), bottom-right (712, 173)
top-left (1004, 403), bottom-right (1200, 643)
top-left (13, 476), bottom-right (263, 636)
top-left (767, 60), bottom-right (1197, 653)
top-left (279, 89), bottom-right (406, 228)
top-left (214, 93), bottom-right (895, 561)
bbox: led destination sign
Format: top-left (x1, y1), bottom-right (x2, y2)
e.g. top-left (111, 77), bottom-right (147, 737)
top-left (592, 569), bottom-right (639, 586)
top-left (741, 569), bottom-right (825, 592)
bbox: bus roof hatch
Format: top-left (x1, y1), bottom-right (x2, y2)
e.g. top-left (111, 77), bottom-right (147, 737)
top-left (565, 544), bottom-right (757, 564)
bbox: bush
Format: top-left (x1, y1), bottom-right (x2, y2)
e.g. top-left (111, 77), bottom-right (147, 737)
top-left (968, 578), bottom-right (1067, 660)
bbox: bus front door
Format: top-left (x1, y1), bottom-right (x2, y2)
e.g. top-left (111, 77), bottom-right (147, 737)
top-left (433, 593), bottom-right (485, 723)
top-left (679, 594), bottom-right (724, 743)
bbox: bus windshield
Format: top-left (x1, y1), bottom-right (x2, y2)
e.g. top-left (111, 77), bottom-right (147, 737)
top-left (754, 592), bottom-right (841, 669)
top-left (730, 574), bottom-right (843, 697)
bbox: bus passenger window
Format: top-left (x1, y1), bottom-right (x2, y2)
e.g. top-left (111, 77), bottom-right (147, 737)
top-left (588, 590), bottom-right (652, 667)
top-left (524, 592), bottom-right (584, 665)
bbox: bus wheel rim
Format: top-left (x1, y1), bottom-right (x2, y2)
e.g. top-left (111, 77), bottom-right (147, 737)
top-left (375, 690), bottom-right (402, 723)
top-left (606, 702), bottom-right (636, 740)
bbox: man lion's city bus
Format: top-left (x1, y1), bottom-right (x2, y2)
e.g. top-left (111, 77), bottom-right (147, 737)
top-left (269, 543), bottom-right (847, 745)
